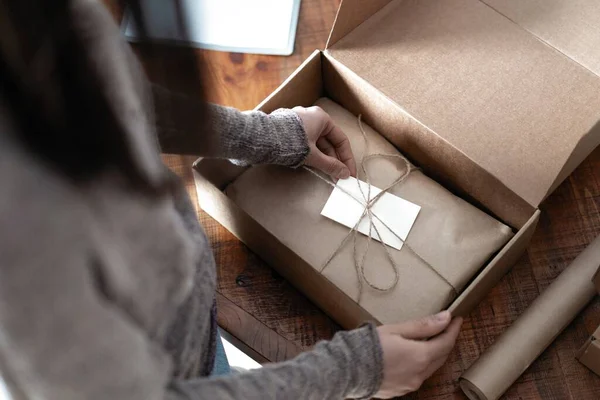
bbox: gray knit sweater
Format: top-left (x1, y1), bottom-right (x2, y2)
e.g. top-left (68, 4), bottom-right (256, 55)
top-left (0, 1), bottom-right (383, 399)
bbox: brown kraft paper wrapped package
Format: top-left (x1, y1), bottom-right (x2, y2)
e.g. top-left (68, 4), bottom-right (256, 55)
top-left (225, 98), bottom-right (513, 324)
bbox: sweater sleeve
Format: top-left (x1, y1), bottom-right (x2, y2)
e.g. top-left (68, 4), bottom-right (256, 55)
top-left (0, 165), bottom-right (382, 400)
top-left (0, 249), bottom-right (382, 400)
top-left (169, 324), bottom-right (384, 400)
top-left (0, 255), bottom-right (382, 400)
top-left (0, 142), bottom-right (383, 400)
top-left (153, 85), bottom-right (310, 167)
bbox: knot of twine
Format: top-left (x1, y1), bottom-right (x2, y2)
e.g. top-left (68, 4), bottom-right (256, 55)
top-left (303, 115), bottom-right (457, 303)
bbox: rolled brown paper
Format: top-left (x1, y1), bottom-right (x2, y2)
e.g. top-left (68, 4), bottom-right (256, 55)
top-left (460, 235), bottom-right (600, 400)
top-left (593, 266), bottom-right (600, 294)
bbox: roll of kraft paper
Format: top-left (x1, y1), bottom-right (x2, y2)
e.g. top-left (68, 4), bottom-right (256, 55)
top-left (460, 235), bottom-right (600, 400)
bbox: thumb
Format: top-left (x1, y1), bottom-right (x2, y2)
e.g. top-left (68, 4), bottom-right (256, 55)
top-left (392, 311), bottom-right (452, 340)
top-left (308, 150), bottom-right (351, 179)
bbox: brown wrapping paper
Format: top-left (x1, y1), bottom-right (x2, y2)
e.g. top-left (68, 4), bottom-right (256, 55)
top-left (460, 235), bottom-right (600, 400)
top-left (225, 98), bottom-right (513, 324)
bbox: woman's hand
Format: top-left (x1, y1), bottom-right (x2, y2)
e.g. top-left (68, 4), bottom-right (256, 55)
top-left (375, 311), bottom-right (463, 398)
top-left (294, 106), bottom-right (357, 179)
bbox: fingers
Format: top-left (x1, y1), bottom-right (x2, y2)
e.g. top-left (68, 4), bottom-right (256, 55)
top-left (316, 137), bottom-right (338, 159)
top-left (322, 122), bottom-right (357, 177)
top-left (296, 105), bottom-right (357, 178)
top-left (426, 317), bottom-right (463, 357)
top-left (374, 316), bottom-right (462, 399)
top-left (390, 311), bottom-right (453, 340)
top-left (421, 318), bottom-right (463, 378)
top-left (308, 146), bottom-right (351, 179)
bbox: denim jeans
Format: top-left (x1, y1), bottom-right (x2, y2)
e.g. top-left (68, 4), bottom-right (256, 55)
top-left (210, 330), bottom-right (231, 376)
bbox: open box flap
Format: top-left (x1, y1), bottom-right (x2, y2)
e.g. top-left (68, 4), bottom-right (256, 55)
top-left (325, 0), bottom-right (392, 49)
top-left (325, 0), bottom-right (600, 208)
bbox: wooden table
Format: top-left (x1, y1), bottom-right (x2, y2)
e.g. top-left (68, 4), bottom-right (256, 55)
top-left (108, 1), bottom-right (600, 398)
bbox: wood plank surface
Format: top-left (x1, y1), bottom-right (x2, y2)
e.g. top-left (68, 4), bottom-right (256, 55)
top-left (107, 1), bottom-right (600, 398)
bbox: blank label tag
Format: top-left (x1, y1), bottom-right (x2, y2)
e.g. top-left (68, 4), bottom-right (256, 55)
top-left (321, 177), bottom-right (421, 250)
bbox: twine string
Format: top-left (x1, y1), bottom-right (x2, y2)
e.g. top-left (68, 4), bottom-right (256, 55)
top-left (302, 115), bottom-right (457, 303)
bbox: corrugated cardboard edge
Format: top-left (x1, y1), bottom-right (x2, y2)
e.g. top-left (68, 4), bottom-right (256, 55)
top-left (577, 324), bottom-right (600, 376)
top-left (326, 0), bottom-right (392, 49)
top-left (448, 210), bottom-right (540, 317)
top-left (192, 168), bottom-right (376, 329)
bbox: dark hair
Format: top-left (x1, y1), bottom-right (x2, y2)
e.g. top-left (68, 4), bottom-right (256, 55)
top-left (0, 0), bottom-right (203, 195)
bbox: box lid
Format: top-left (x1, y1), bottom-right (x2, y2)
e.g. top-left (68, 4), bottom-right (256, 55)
top-left (482, 0), bottom-right (600, 78)
top-left (325, 0), bottom-right (600, 208)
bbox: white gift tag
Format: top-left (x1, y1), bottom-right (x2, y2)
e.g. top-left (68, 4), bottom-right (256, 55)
top-left (321, 177), bottom-right (421, 250)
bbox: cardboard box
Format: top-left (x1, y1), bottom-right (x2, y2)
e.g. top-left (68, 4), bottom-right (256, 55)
top-left (577, 325), bottom-right (600, 376)
top-left (193, 0), bottom-right (600, 328)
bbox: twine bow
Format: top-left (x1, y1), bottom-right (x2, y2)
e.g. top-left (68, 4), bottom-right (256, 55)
top-left (303, 115), bottom-right (456, 303)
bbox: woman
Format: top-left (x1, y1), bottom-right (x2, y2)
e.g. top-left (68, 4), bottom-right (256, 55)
top-left (0, 0), bottom-right (462, 399)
